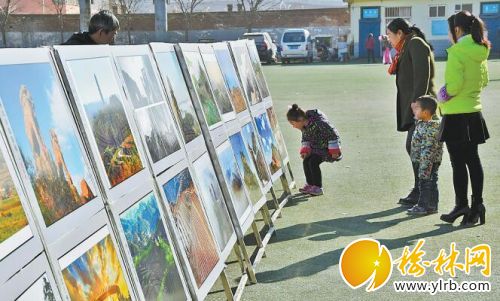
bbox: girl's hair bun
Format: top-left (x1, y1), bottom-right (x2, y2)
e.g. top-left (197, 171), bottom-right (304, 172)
top-left (291, 104), bottom-right (299, 110)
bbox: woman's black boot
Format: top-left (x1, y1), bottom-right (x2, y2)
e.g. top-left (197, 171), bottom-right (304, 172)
top-left (463, 196), bottom-right (486, 226)
top-left (440, 198), bottom-right (469, 223)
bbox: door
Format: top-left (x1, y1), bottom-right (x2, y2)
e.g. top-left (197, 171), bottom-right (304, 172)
top-left (359, 7), bottom-right (381, 58)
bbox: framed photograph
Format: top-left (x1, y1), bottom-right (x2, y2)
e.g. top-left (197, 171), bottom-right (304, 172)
top-left (0, 48), bottom-right (104, 245)
top-left (111, 45), bottom-right (185, 175)
top-left (229, 40), bottom-right (262, 108)
top-left (216, 141), bottom-right (254, 232)
top-left (156, 160), bottom-right (225, 300)
top-left (54, 45), bottom-right (150, 203)
top-left (118, 191), bottom-right (190, 301)
top-left (1, 253), bottom-right (61, 301)
top-left (240, 121), bottom-right (272, 191)
top-left (266, 107), bottom-right (290, 164)
top-left (228, 131), bottom-right (266, 210)
top-left (245, 40), bottom-right (271, 101)
top-left (192, 152), bottom-right (236, 260)
top-left (58, 224), bottom-right (134, 301)
top-left (149, 43), bottom-right (205, 161)
top-left (178, 44), bottom-right (223, 130)
top-left (254, 112), bottom-right (284, 181)
top-left (213, 43), bottom-right (248, 116)
top-left (199, 44), bottom-right (236, 122)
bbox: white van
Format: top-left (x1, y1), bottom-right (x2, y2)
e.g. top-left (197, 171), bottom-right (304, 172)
top-left (280, 29), bottom-right (313, 63)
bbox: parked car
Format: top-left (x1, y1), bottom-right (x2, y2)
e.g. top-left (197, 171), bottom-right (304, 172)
top-left (280, 29), bottom-right (314, 64)
top-left (242, 32), bottom-right (278, 64)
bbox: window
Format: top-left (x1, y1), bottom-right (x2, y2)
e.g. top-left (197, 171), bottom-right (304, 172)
top-left (385, 7), bottom-right (412, 25)
top-left (362, 7), bottom-right (380, 19)
top-left (455, 4), bottom-right (473, 13)
top-left (429, 5), bottom-right (446, 17)
top-left (481, 2), bottom-right (500, 14)
top-left (283, 32), bottom-right (305, 43)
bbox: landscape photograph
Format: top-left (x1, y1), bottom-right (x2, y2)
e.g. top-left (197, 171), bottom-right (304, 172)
top-left (120, 193), bottom-right (186, 301)
top-left (200, 52), bottom-right (234, 115)
top-left (183, 51), bottom-right (222, 127)
top-left (62, 234), bottom-right (131, 301)
top-left (229, 133), bottom-right (263, 205)
top-left (135, 104), bottom-right (181, 163)
top-left (162, 168), bottom-right (220, 287)
top-left (192, 153), bottom-right (234, 251)
top-left (217, 142), bottom-right (251, 221)
top-left (241, 122), bottom-right (270, 186)
top-left (17, 274), bottom-right (56, 301)
top-left (214, 48), bottom-right (248, 113)
top-left (0, 62), bottom-right (97, 226)
top-left (155, 52), bottom-right (202, 143)
top-left (231, 45), bottom-right (261, 106)
top-left (246, 45), bottom-right (271, 99)
top-left (0, 150), bottom-right (30, 259)
top-left (67, 58), bottom-right (143, 187)
top-left (255, 114), bottom-right (282, 175)
top-left (116, 55), bottom-right (163, 109)
top-left (267, 107), bottom-right (289, 160)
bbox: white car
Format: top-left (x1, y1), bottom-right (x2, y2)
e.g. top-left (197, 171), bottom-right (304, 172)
top-left (280, 29), bottom-right (314, 63)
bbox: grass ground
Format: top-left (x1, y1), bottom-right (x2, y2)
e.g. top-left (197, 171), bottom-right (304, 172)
top-left (208, 59), bottom-right (500, 300)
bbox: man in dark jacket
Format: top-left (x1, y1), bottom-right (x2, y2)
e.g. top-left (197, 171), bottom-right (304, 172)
top-left (63, 10), bottom-right (119, 45)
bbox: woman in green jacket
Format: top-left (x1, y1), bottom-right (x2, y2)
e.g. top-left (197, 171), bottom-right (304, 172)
top-left (438, 11), bottom-right (490, 226)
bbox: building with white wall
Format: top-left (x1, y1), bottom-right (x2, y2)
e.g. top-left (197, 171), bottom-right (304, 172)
top-left (345, 0), bottom-right (500, 57)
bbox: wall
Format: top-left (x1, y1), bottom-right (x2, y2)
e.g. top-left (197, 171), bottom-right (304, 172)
top-left (0, 8), bottom-right (350, 47)
top-left (347, 0), bottom-right (488, 57)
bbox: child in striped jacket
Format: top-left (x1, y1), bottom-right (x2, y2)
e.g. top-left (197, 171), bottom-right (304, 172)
top-left (287, 104), bottom-right (342, 196)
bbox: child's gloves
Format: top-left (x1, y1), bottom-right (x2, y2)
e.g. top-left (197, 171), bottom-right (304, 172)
top-left (328, 140), bottom-right (342, 159)
top-left (300, 142), bottom-right (311, 157)
top-left (437, 85), bottom-right (452, 103)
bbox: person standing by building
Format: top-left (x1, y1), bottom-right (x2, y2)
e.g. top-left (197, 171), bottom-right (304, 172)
top-left (365, 33), bottom-right (376, 63)
top-left (438, 11), bottom-right (491, 226)
top-left (63, 10), bottom-right (120, 45)
top-left (386, 18), bottom-right (436, 207)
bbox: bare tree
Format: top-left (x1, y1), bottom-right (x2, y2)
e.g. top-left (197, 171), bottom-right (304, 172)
top-left (175, 0), bottom-right (205, 42)
top-left (0, 0), bottom-right (19, 47)
top-left (237, 0), bottom-right (281, 32)
top-left (114, 0), bottom-right (142, 44)
top-left (51, 0), bottom-right (66, 43)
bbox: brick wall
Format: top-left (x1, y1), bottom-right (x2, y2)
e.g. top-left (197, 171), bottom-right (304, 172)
top-left (5, 8), bottom-right (349, 32)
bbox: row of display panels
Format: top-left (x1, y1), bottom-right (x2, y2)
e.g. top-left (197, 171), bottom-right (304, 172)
top-left (0, 40), bottom-right (290, 300)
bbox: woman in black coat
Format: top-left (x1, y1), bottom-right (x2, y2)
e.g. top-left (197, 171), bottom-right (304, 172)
top-left (386, 18), bottom-right (436, 205)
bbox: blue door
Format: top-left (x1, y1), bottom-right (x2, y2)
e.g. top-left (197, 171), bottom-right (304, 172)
top-left (359, 7), bottom-right (381, 58)
top-left (480, 2), bottom-right (500, 54)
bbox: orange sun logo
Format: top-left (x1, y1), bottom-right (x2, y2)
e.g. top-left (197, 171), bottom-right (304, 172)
top-left (340, 238), bottom-right (393, 292)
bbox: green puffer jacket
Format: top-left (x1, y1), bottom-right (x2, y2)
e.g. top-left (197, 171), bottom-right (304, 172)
top-left (441, 35), bottom-right (490, 115)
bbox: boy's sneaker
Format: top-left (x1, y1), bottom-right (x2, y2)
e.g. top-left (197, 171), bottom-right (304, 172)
top-left (307, 186), bottom-right (323, 196)
top-left (299, 184), bottom-right (312, 193)
top-left (407, 205), bottom-right (428, 215)
top-left (426, 207), bottom-right (438, 215)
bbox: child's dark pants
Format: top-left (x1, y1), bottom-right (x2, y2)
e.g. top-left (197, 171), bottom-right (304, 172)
top-left (303, 154), bottom-right (324, 188)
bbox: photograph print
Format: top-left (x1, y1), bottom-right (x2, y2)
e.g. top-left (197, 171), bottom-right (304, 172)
top-left (182, 51), bottom-right (222, 127)
top-left (0, 62), bottom-right (97, 226)
top-left (162, 168), bottom-right (220, 287)
top-left (217, 142), bottom-right (252, 222)
top-left (66, 57), bottom-right (143, 188)
top-left (267, 107), bottom-right (289, 160)
top-left (240, 122), bottom-right (270, 187)
top-left (62, 232), bottom-right (131, 301)
top-left (200, 52), bottom-right (234, 115)
top-left (0, 148), bottom-right (30, 260)
top-left (229, 133), bottom-right (263, 205)
top-left (120, 192), bottom-right (186, 301)
top-left (154, 52), bottom-right (202, 143)
top-left (231, 44), bottom-right (261, 106)
top-left (192, 153), bottom-right (234, 252)
top-left (255, 113), bottom-right (282, 174)
top-left (214, 48), bottom-right (248, 113)
top-left (246, 44), bottom-right (271, 99)
top-left (17, 273), bottom-right (56, 301)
